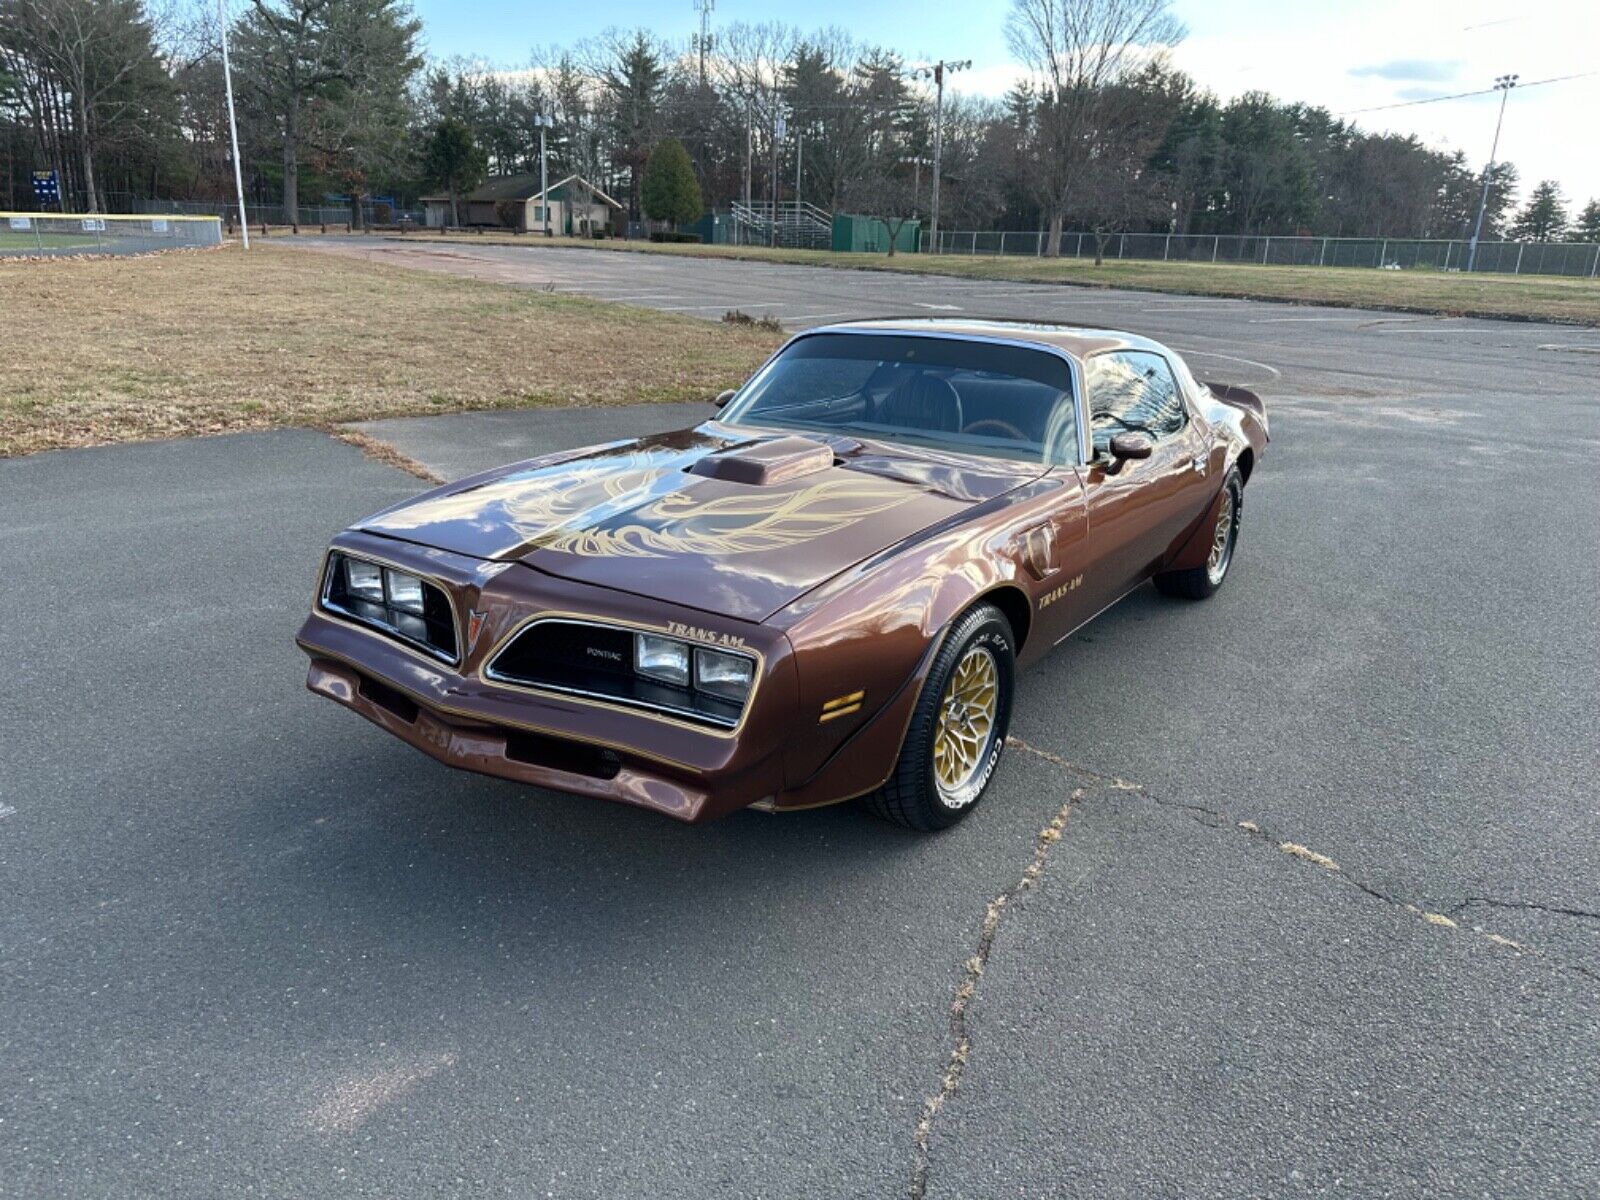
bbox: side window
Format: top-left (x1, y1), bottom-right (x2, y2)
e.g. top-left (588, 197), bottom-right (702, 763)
top-left (1088, 351), bottom-right (1187, 454)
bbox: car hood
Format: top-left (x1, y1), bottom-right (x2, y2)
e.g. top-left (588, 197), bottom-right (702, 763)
top-left (359, 422), bottom-right (1045, 621)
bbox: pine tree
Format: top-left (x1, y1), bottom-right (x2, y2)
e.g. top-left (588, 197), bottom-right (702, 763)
top-left (640, 138), bottom-right (701, 228)
top-left (422, 118), bottom-right (486, 227)
top-left (1573, 199), bottom-right (1600, 243)
top-left (0, 0), bottom-right (175, 211)
top-left (1507, 180), bottom-right (1568, 242)
top-left (232, 0), bottom-right (422, 224)
top-left (600, 31), bottom-right (665, 220)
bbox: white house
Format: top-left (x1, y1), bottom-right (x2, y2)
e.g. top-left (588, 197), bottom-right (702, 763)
top-left (420, 173), bottom-right (624, 234)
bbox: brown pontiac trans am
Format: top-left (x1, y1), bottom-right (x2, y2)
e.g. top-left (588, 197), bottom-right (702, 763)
top-left (296, 319), bottom-right (1268, 830)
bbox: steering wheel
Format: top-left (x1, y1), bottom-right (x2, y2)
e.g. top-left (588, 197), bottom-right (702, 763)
top-left (962, 417), bottom-right (1030, 442)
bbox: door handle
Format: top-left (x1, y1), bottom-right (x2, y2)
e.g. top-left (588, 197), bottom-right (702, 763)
top-left (1190, 453), bottom-right (1208, 474)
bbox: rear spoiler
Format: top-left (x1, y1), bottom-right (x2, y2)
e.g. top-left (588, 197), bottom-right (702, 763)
top-left (1202, 380), bottom-right (1269, 441)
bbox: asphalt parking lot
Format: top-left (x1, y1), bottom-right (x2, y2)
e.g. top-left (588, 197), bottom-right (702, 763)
top-left (3, 244), bottom-right (1598, 1197)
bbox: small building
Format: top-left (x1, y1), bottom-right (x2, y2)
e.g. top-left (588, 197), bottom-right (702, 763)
top-left (420, 173), bottom-right (623, 234)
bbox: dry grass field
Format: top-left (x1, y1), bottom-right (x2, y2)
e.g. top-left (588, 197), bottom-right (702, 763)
top-left (394, 230), bottom-right (1600, 326)
top-left (0, 243), bottom-right (780, 457)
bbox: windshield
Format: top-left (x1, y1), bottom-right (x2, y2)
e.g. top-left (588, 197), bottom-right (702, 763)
top-left (722, 333), bottom-right (1080, 465)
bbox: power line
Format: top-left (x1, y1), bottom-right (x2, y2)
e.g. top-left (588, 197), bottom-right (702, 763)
top-left (1339, 71), bottom-right (1596, 116)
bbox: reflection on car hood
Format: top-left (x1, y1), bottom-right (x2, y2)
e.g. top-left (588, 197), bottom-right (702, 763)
top-left (359, 422), bottom-right (1046, 621)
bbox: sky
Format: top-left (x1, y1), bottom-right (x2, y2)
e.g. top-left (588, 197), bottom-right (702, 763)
top-left (411, 0), bottom-right (1600, 210)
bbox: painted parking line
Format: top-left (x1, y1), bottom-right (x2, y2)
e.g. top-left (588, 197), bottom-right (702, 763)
top-left (1128, 304), bottom-right (1244, 314)
top-left (1250, 315), bottom-right (1374, 323)
top-left (657, 301), bottom-right (784, 311)
top-left (1373, 327), bottom-right (1493, 335)
top-left (952, 291), bottom-right (1050, 299)
top-left (780, 312), bottom-right (859, 323)
top-left (1170, 347), bottom-right (1282, 378)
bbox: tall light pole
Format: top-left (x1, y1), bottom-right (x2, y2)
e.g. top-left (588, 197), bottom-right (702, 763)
top-left (743, 97), bottom-right (753, 235)
top-left (533, 113), bottom-right (552, 236)
top-left (1467, 73), bottom-right (1518, 273)
top-left (903, 156), bottom-right (931, 219)
top-left (218, 0), bottom-right (248, 249)
top-left (770, 112), bottom-right (785, 247)
top-left (911, 59), bottom-right (970, 253)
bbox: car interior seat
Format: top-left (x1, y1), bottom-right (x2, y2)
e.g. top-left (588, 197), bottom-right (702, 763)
top-left (878, 373), bottom-right (964, 433)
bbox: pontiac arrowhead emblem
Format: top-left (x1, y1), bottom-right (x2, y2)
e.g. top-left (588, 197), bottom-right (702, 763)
top-left (466, 610), bottom-right (487, 655)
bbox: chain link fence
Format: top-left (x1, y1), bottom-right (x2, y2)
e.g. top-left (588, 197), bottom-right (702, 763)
top-left (918, 228), bottom-right (1600, 279)
top-left (0, 212), bottom-right (222, 258)
top-left (139, 198), bottom-right (426, 229)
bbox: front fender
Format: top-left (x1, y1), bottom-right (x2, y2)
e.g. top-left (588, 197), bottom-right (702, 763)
top-left (773, 508), bottom-right (1043, 808)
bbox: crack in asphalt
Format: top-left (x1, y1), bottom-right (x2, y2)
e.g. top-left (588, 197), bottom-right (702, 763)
top-left (1448, 897), bottom-right (1600, 924)
top-left (899, 738), bottom-right (1599, 1200)
top-left (1004, 737), bottom-right (1600, 988)
top-left (908, 782), bottom-right (1085, 1200)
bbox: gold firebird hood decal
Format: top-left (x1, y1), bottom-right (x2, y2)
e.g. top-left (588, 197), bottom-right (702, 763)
top-left (500, 448), bottom-right (916, 559)
top-left (367, 441), bottom-right (926, 562)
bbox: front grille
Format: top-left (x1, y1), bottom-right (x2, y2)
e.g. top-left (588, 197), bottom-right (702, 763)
top-left (321, 552), bottom-right (459, 664)
top-left (486, 619), bottom-right (749, 729)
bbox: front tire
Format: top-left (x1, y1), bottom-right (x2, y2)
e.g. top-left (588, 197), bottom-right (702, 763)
top-left (861, 603), bottom-right (1015, 831)
top-left (1155, 467), bottom-right (1242, 601)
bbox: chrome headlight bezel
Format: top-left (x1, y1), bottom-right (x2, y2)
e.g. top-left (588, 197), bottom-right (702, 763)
top-left (319, 550), bottom-right (460, 665)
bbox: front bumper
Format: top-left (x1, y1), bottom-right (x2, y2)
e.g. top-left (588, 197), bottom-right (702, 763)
top-left (304, 655), bottom-right (719, 819)
top-left (295, 533), bottom-right (796, 823)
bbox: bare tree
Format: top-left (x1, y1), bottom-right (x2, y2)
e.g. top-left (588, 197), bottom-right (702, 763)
top-left (582, 28), bottom-right (666, 220)
top-left (711, 21), bottom-right (794, 210)
top-left (928, 93), bottom-right (1005, 229)
top-left (844, 159), bottom-right (917, 255)
top-left (541, 51), bottom-right (604, 185)
top-left (1005, 0), bottom-right (1184, 254)
top-left (1076, 61), bottom-right (1181, 262)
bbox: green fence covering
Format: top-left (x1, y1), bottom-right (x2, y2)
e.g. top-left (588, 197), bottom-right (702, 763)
top-left (831, 213), bottom-right (921, 254)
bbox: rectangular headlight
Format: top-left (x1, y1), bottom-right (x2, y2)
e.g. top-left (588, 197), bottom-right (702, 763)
top-left (344, 557), bottom-right (384, 603)
top-left (635, 633), bottom-right (689, 686)
top-left (384, 568), bottom-right (426, 614)
top-left (694, 647), bottom-right (754, 702)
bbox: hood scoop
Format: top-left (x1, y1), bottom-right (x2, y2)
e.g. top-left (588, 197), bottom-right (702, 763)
top-left (686, 436), bottom-right (835, 486)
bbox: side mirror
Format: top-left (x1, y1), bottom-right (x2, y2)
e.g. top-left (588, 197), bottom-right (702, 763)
top-left (713, 388), bottom-right (737, 409)
top-left (1105, 431), bottom-right (1154, 474)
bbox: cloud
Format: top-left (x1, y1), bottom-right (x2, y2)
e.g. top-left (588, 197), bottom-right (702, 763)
top-left (1349, 59), bottom-right (1461, 83)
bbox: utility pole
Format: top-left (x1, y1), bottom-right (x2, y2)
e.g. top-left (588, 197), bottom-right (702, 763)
top-left (743, 98), bottom-right (753, 243)
top-left (1467, 73), bottom-right (1518, 273)
top-left (770, 113), bottom-right (785, 248)
top-left (218, 0), bottom-right (249, 249)
top-left (533, 113), bottom-right (552, 236)
top-left (795, 126), bottom-right (803, 213)
top-left (912, 59), bottom-right (970, 252)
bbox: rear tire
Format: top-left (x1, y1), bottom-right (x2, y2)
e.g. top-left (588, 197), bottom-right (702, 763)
top-left (861, 603), bottom-right (1015, 831)
top-left (1155, 467), bottom-right (1242, 601)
